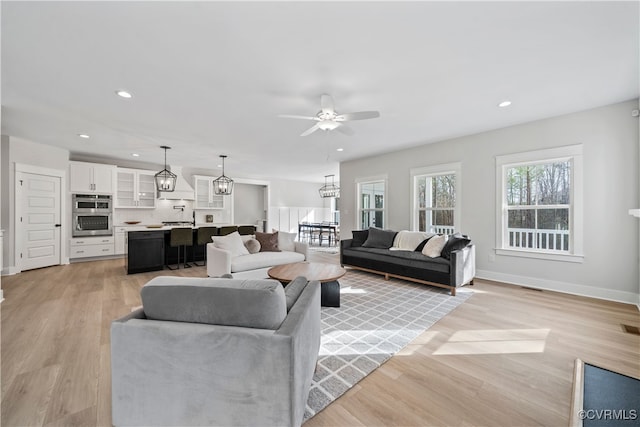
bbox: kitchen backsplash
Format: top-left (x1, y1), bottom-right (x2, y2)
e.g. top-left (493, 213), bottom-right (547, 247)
top-left (114, 200), bottom-right (234, 225)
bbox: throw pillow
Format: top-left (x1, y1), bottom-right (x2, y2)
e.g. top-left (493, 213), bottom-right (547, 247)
top-left (351, 229), bottom-right (369, 247)
top-left (255, 231), bottom-right (281, 252)
top-left (414, 236), bottom-right (434, 252)
top-left (421, 234), bottom-right (447, 258)
top-left (244, 238), bottom-right (261, 254)
top-left (276, 230), bottom-right (296, 252)
top-left (362, 227), bottom-right (397, 249)
top-left (240, 234), bottom-right (255, 243)
top-left (283, 276), bottom-right (308, 311)
top-left (212, 231), bottom-right (249, 257)
top-left (441, 233), bottom-right (471, 260)
top-left (392, 230), bottom-right (434, 251)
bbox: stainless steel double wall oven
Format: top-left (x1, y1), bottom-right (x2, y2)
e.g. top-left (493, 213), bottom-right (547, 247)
top-left (72, 194), bottom-right (113, 237)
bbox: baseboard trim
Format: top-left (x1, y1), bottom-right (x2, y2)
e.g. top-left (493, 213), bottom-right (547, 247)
top-left (476, 269), bottom-right (639, 306)
top-left (2, 266), bottom-right (20, 276)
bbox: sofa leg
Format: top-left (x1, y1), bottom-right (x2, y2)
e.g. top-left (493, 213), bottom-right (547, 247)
top-left (384, 273), bottom-right (390, 281)
top-left (451, 287), bottom-right (456, 296)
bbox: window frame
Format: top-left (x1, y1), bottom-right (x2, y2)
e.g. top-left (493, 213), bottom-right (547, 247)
top-left (495, 145), bottom-right (584, 263)
top-left (356, 175), bottom-right (387, 229)
top-left (410, 162), bottom-right (461, 234)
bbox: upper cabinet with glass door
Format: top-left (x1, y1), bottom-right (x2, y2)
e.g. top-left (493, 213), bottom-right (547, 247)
top-left (115, 168), bottom-right (156, 208)
top-left (194, 175), bottom-right (225, 209)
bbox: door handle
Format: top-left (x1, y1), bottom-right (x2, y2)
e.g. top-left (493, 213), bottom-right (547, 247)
top-left (55, 224), bottom-right (62, 227)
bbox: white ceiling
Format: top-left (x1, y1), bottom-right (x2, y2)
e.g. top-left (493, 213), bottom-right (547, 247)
top-left (2, 1), bottom-right (638, 183)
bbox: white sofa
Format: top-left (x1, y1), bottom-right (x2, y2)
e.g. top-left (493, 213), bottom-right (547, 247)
top-left (207, 232), bottom-right (308, 277)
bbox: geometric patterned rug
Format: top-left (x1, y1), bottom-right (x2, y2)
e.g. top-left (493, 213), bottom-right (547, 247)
top-left (304, 269), bottom-right (473, 420)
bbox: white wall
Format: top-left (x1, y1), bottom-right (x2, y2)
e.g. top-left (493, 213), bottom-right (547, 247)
top-left (340, 100), bottom-right (640, 304)
top-left (233, 183), bottom-right (265, 226)
top-left (269, 178), bottom-right (332, 209)
top-left (1, 136), bottom-right (70, 273)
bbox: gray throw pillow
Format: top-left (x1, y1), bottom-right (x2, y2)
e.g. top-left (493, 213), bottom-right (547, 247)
top-left (244, 238), bottom-right (261, 254)
top-left (283, 276), bottom-right (308, 311)
top-left (441, 233), bottom-right (471, 260)
top-left (362, 227), bottom-right (397, 249)
top-left (351, 229), bottom-right (369, 247)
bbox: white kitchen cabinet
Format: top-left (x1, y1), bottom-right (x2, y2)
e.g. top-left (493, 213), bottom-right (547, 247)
top-left (69, 161), bottom-right (116, 194)
top-left (114, 227), bottom-right (128, 255)
top-left (115, 168), bottom-right (156, 208)
top-left (70, 236), bottom-right (115, 258)
top-left (194, 175), bottom-right (225, 209)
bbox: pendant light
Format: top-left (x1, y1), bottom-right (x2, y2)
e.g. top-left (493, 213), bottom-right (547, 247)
top-left (319, 174), bottom-right (340, 198)
top-left (154, 146), bottom-right (177, 192)
top-left (213, 155), bottom-right (234, 195)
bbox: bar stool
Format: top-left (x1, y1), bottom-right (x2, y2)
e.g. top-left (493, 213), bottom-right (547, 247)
top-left (167, 227), bottom-right (193, 270)
top-left (238, 225), bottom-right (256, 235)
top-left (193, 227), bottom-right (217, 266)
top-left (218, 225), bottom-right (238, 236)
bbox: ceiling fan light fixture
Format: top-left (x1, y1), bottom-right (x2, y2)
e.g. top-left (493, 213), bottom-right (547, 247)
top-left (319, 174), bottom-right (340, 198)
top-left (154, 146), bottom-right (177, 192)
top-left (213, 155), bottom-right (234, 195)
top-left (318, 120), bottom-right (340, 131)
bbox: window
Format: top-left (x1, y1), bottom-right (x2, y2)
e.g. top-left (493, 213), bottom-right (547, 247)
top-left (496, 145), bottom-right (583, 262)
top-left (357, 179), bottom-right (386, 229)
top-left (411, 163), bottom-right (461, 234)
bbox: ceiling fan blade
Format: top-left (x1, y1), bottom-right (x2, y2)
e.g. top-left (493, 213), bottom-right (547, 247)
top-left (300, 123), bottom-right (321, 136)
top-left (335, 124), bottom-right (354, 136)
top-left (278, 114), bottom-right (319, 121)
top-left (335, 111), bottom-right (380, 121)
top-left (320, 94), bottom-right (335, 114)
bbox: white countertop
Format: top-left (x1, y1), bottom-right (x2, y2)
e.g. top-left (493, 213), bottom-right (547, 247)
top-left (115, 223), bottom-right (250, 231)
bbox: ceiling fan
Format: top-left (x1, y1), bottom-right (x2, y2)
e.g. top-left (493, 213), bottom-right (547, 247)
top-left (279, 94), bottom-right (380, 136)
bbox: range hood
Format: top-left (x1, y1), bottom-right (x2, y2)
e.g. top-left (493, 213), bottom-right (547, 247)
top-left (157, 166), bottom-right (195, 200)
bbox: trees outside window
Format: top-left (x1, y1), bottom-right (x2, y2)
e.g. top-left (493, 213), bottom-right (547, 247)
top-left (358, 180), bottom-right (385, 229)
top-left (416, 173), bottom-right (456, 234)
top-left (506, 161), bottom-right (571, 251)
top-left (496, 144), bottom-right (583, 262)
top-left (411, 163), bottom-right (460, 234)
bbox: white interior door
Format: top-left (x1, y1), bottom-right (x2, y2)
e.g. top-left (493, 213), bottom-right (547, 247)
top-left (17, 171), bottom-right (62, 271)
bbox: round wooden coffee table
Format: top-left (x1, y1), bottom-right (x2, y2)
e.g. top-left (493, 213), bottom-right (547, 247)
top-left (268, 262), bottom-right (346, 307)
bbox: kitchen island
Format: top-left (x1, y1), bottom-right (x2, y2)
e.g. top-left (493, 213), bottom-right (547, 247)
top-left (125, 224), bottom-right (255, 274)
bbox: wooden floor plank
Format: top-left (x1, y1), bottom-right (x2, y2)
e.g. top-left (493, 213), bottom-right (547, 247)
top-left (1, 365), bottom-right (61, 427)
top-left (1, 253), bottom-right (638, 427)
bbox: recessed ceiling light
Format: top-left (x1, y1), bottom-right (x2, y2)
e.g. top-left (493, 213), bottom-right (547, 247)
top-left (498, 100), bottom-right (512, 108)
top-left (77, 133), bottom-right (90, 139)
top-left (132, 153), bottom-right (140, 157)
top-left (116, 90), bottom-right (133, 99)
top-left (336, 148), bottom-right (344, 152)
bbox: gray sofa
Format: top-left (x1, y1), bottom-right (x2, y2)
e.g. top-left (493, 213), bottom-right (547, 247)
top-left (111, 276), bottom-right (321, 427)
top-left (340, 228), bottom-right (475, 296)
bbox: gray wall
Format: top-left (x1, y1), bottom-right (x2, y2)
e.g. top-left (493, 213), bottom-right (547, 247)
top-left (233, 183), bottom-right (265, 226)
top-left (269, 178), bottom-right (332, 209)
top-left (340, 100), bottom-right (640, 304)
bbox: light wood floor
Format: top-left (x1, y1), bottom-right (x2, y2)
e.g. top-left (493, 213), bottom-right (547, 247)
top-left (1, 252), bottom-right (638, 426)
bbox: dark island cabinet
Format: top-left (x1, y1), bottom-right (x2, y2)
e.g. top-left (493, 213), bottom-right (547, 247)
top-left (126, 231), bottom-right (165, 274)
top-left (126, 229), bottom-right (207, 274)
